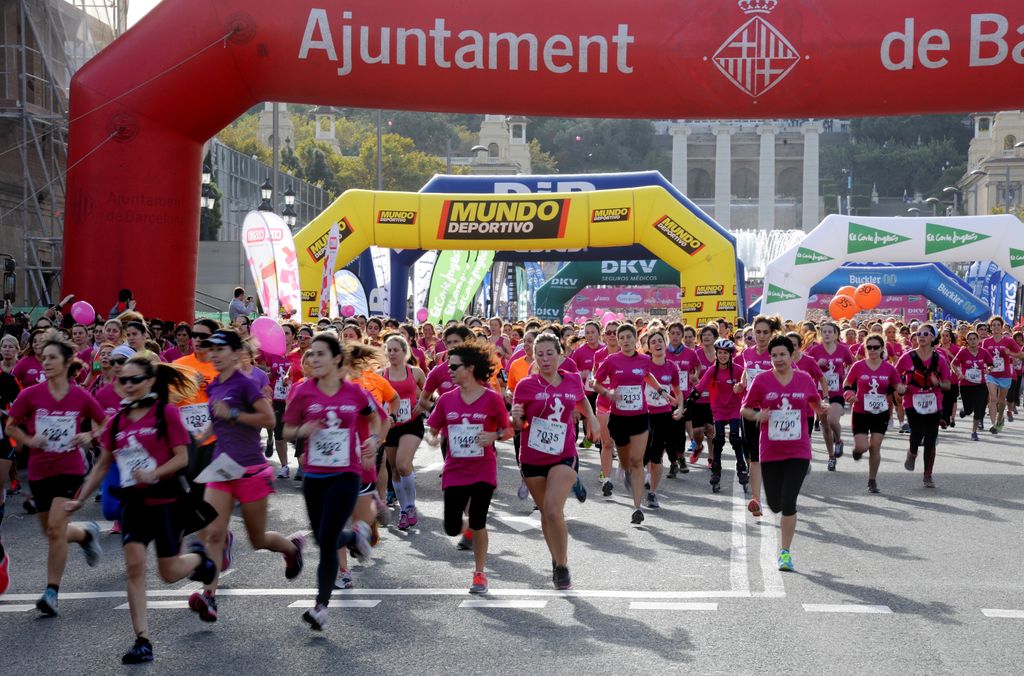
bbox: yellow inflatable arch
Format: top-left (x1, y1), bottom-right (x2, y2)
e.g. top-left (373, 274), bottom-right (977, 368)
top-left (294, 186), bottom-right (739, 324)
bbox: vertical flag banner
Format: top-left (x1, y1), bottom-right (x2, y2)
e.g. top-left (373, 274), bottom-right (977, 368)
top-left (318, 221), bottom-right (341, 318)
top-left (262, 212), bottom-right (301, 319)
top-left (333, 269), bottom-right (370, 317)
top-left (241, 211), bottom-right (279, 319)
top-left (448, 251), bottom-right (495, 322)
top-left (515, 265), bottom-right (529, 320)
top-left (369, 246), bottom-right (391, 315)
top-left (413, 251), bottom-right (436, 316)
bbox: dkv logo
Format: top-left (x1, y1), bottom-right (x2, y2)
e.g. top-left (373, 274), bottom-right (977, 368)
top-left (601, 260), bottom-right (657, 274)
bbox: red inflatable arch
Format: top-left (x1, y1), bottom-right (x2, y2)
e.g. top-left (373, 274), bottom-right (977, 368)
top-left (65, 0), bottom-right (1024, 320)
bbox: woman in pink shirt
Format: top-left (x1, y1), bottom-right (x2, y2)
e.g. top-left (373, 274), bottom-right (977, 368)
top-left (510, 333), bottom-right (598, 590)
top-left (687, 325), bottom-right (719, 469)
top-left (936, 327), bottom-right (961, 428)
top-left (981, 316), bottom-right (1024, 433)
top-left (691, 338), bottom-right (748, 494)
top-left (736, 315), bottom-right (779, 508)
top-left (741, 336), bottom-right (827, 572)
top-left (641, 330), bottom-right (683, 508)
top-left (895, 324), bottom-right (951, 488)
top-left (426, 341), bottom-right (511, 595)
top-left (951, 330), bottom-right (992, 441)
top-left (805, 321), bottom-right (855, 471)
top-left (380, 334), bottom-right (427, 531)
top-left (843, 333), bottom-right (905, 493)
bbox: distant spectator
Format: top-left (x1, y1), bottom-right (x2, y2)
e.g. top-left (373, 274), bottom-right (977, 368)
top-left (108, 288), bottom-right (136, 319)
top-left (228, 286), bottom-right (257, 322)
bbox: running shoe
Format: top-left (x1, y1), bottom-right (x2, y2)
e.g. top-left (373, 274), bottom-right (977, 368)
top-left (689, 446), bottom-right (702, 465)
top-left (990, 424), bottom-right (999, 435)
top-left (188, 591), bottom-right (218, 623)
top-left (407, 506), bottom-right (419, 527)
top-left (517, 480), bottom-right (529, 500)
top-left (597, 470), bottom-right (606, 484)
top-left (0, 551), bottom-right (9, 595)
top-left (852, 448), bottom-right (864, 462)
top-left (572, 477), bottom-right (587, 503)
top-left (827, 458), bottom-right (837, 472)
top-left (938, 418), bottom-right (948, 430)
top-left (264, 435), bottom-right (275, 459)
top-left (601, 479), bottom-right (613, 497)
top-left (667, 462), bottom-right (678, 479)
top-left (867, 479), bottom-right (880, 494)
top-left (737, 469), bottom-right (749, 485)
top-left (469, 571), bottom-right (489, 594)
top-left (349, 523), bottom-right (372, 563)
top-left (813, 419), bottom-right (821, 432)
top-left (923, 475), bottom-right (936, 489)
top-left (630, 508), bottom-right (644, 525)
top-left (386, 489), bottom-right (397, 506)
top-left (369, 522), bottom-right (380, 548)
top-left (959, 409), bottom-right (968, 419)
top-left (373, 494), bottom-right (390, 527)
top-left (276, 466), bottom-right (290, 480)
top-left (121, 636), bottom-right (154, 664)
top-left (303, 603), bottom-right (328, 631)
top-left (187, 542), bottom-right (217, 585)
top-left (747, 499), bottom-right (763, 517)
top-left (777, 549), bottom-right (794, 572)
top-left (397, 511), bottom-right (410, 530)
top-left (899, 423), bottom-right (911, 434)
top-left (646, 492), bottom-right (660, 509)
top-left (335, 567), bottom-right (354, 589)
top-left (284, 533), bottom-right (306, 580)
top-left (971, 432), bottom-right (980, 441)
top-left (643, 471), bottom-right (651, 490)
top-left (948, 419), bottom-right (955, 428)
top-left (678, 460), bottom-right (689, 474)
top-left (7, 479), bottom-right (20, 495)
top-left (457, 529), bottom-right (473, 551)
top-left (109, 520), bottom-right (121, 535)
top-left (36, 587), bottom-right (58, 616)
top-left (553, 565), bottom-right (572, 590)
top-left (834, 440), bottom-right (844, 458)
top-left (904, 452), bottom-right (917, 472)
top-left (1008, 411), bottom-right (1015, 422)
top-left (81, 521), bottom-right (103, 567)
top-left (222, 530), bottom-right (235, 572)
top-left (688, 439), bottom-right (696, 453)
top-left (23, 497), bottom-right (36, 514)
top-left (996, 422), bottom-right (1005, 433)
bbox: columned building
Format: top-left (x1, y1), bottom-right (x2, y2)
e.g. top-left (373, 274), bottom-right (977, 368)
top-left (668, 119), bottom-right (847, 231)
top-left (959, 111), bottom-right (1024, 216)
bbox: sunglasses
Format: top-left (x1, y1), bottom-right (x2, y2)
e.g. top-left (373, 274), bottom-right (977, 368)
top-left (866, 344), bottom-right (883, 351)
top-left (448, 362), bottom-right (464, 372)
top-left (192, 332), bottom-right (212, 340)
top-left (118, 374), bottom-right (149, 385)
top-left (110, 357), bottom-right (128, 366)
top-left (916, 332), bottom-right (934, 338)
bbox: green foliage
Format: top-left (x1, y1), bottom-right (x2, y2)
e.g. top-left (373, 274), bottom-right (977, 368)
top-left (336, 133), bottom-right (458, 193)
top-left (529, 139), bottom-right (557, 175)
top-left (527, 118), bottom-right (662, 173)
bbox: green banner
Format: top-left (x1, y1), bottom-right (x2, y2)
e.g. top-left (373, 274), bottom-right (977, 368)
top-left (426, 251), bottom-right (494, 324)
top-left (534, 259), bottom-right (680, 320)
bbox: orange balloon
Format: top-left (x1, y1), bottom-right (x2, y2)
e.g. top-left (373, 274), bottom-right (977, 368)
top-left (829, 294), bottom-right (859, 320)
top-left (854, 283), bottom-right (883, 310)
top-left (836, 285), bottom-right (857, 299)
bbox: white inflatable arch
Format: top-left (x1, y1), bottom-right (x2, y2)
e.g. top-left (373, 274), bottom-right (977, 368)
top-left (761, 214), bottom-right (1024, 320)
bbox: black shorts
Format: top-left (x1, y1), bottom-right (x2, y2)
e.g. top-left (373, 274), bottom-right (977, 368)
top-left (385, 415), bottom-right (425, 447)
top-left (0, 438), bottom-right (14, 462)
top-left (443, 481), bottom-right (494, 535)
top-left (742, 416), bottom-right (760, 463)
top-left (608, 413), bottom-right (650, 447)
top-left (358, 481), bottom-right (376, 496)
top-left (121, 500), bottom-right (184, 558)
top-left (272, 399), bottom-right (287, 438)
top-left (851, 411), bottom-right (890, 436)
top-left (644, 411), bottom-right (674, 465)
top-left (687, 402), bottom-right (714, 428)
top-left (29, 474), bottom-right (84, 513)
top-left (521, 455), bottom-right (578, 479)
top-left (828, 395), bottom-right (846, 406)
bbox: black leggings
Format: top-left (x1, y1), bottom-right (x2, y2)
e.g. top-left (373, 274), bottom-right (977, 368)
top-left (941, 383), bottom-right (960, 421)
top-left (960, 384), bottom-right (988, 422)
top-left (644, 412), bottom-right (673, 465)
top-left (760, 458), bottom-right (810, 517)
top-left (1008, 375), bottom-right (1022, 406)
top-left (712, 418), bottom-right (746, 475)
top-left (303, 472), bottom-right (360, 607)
top-left (906, 408), bottom-right (940, 475)
top-left (443, 482), bottom-right (494, 535)
top-left (742, 415), bottom-right (761, 463)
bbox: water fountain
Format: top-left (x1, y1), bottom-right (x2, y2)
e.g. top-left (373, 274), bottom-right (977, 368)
top-left (732, 229), bottom-right (807, 279)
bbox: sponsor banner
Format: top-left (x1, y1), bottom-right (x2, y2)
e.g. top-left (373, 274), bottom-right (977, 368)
top-left (263, 212), bottom-right (301, 319)
top-left (795, 246), bottom-right (833, 266)
top-left (694, 284), bottom-right (724, 297)
top-left (591, 207), bottom-right (631, 224)
top-left (241, 211), bottom-right (279, 319)
top-left (318, 221), bottom-right (341, 318)
top-left (334, 269), bottom-right (370, 317)
top-left (369, 246), bottom-right (391, 315)
top-left (377, 209), bottom-right (417, 226)
top-left (307, 218), bottom-right (356, 263)
top-left (847, 222), bottom-right (911, 254)
top-left (438, 198), bottom-right (570, 240)
top-left (681, 301), bottom-right (704, 313)
top-left (925, 222), bottom-right (990, 255)
top-left (567, 286), bottom-right (683, 317)
top-left (651, 214), bottom-right (705, 256)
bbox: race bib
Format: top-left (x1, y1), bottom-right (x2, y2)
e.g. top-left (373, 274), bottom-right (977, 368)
top-left (396, 398), bottom-right (413, 424)
top-left (116, 445), bottom-right (157, 488)
top-left (678, 370), bottom-right (688, 392)
top-left (38, 413), bottom-right (76, 452)
top-left (992, 355), bottom-right (1005, 372)
top-left (617, 385), bottom-right (643, 412)
top-left (912, 392), bottom-right (938, 414)
top-left (449, 423), bottom-right (484, 458)
top-left (309, 428), bottom-right (351, 468)
top-left (645, 384), bottom-right (668, 408)
top-left (965, 368), bottom-right (982, 384)
top-left (180, 404), bottom-right (211, 436)
top-left (527, 416), bottom-right (567, 456)
top-left (580, 370), bottom-right (593, 392)
top-left (863, 393), bottom-right (888, 414)
top-left (273, 378), bottom-right (290, 400)
top-left (745, 367), bottom-right (764, 384)
top-left (768, 409), bottom-right (801, 441)
top-left (825, 372), bottom-right (841, 392)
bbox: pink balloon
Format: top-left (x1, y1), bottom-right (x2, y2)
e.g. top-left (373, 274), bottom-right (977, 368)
top-left (250, 317), bottom-right (287, 356)
top-left (615, 312), bottom-right (625, 321)
top-left (602, 311), bottom-right (616, 323)
top-left (341, 305), bottom-right (355, 317)
top-left (70, 300), bottom-right (95, 324)
top-left (562, 315), bottom-right (572, 323)
top-left (416, 307), bottom-right (429, 323)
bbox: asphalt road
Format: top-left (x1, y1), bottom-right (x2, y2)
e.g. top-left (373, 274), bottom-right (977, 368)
top-left (2, 417), bottom-right (1022, 674)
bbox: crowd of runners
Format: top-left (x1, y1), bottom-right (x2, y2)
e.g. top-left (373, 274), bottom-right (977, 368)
top-left (0, 298), bottom-right (1020, 662)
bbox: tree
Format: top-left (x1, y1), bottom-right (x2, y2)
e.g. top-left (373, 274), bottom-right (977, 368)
top-left (336, 133), bottom-right (455, 192)
top-left (529, 139), bottom-right (557, 175)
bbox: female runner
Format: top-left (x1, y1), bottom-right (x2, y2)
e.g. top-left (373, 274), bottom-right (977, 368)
top-left (737, 316), bottom-right (778, 507)
top-left (981, 316), bottom-right (1024, 434)
top-left (642, 329), bottom-right (683, 508)
top-left (896, 324), bottom-right (951, 488)
top-left (952, 331), bottom-right (992, 441)
top-left (805, 321), bottom-right (854, 471)
top-left (688, 325), bottom-right (719, 468)
top-left (381, 334), bottom-right (426, 530)
top-left (691, 338), bottom-right (747, 494)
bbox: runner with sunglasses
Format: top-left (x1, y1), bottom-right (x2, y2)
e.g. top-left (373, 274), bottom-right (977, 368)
top-left (642, 329), bottom-right (683, 507)
top-left (426, 341), bottom-right (511, 594)
top-left (664, 322), bottom-right (697, 477)
top-left (843, 334), bottom-right (904, 493)
top-left (173, 320), bottom-right (220, 482)
top-left (94, 345), bottom-right (138, 533)
top-left (896, 324), bottom-right (951, 488)
top-left (187, 329), bottom-right (304, 624)
top-left (5, 331), bottom-right (106, 615)
top-left (65, 357), bottom-right (215, 663)
top-left (951, 331), bottom-right (992, 441)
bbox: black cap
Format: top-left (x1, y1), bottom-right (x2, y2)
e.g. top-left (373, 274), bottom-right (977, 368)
top-left (200, 329), bottom-right (242, 350)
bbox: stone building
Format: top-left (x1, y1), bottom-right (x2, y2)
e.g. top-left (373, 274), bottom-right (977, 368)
top-left (959, 111), bottom-right (1024, 216)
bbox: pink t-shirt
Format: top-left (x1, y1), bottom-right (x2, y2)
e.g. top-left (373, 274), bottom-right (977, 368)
top-left (8, 382), bottom-right (104, 480)
top-left (742, 370), bottom-right (822, 462)
top-left (427, 388), bottom-right (510, 489)
top-left (805, 343), bottom-right (855, 396)
top-left (646, 359), bottom-right (679, 415)
top-left (594, 351), bottom-right (653, 416)
top-left (895, 350), bottom-right (951, 411)
top-left (423, 362), bottom-right (456, 398)
top-left (982, 335), bottom-right (1021, 379)
top-left (160, 346), bottom-right (185, 363)
top-left (513, 371), bottom-right (585, 465)
top-left (261, 351), bottom-right (293, 401)
top-left (694, 348), bottom-right (716, 403)
top-left (951, 347), bottom-right (993, 386)
top-left (665, 344), bottom-right (698, 395)
top-left (95, 383), bottom-right (123, 421)
top-left (737, 346), bottom-right (772, 385)
top-left (102, 404), bottom-right (191, 487)
top-left (844, 360), bottom-right (901, 414)
top-left (793, 354), bottom-right (825, 389)
top-left (283, 379), bottom-right (376, 476)
top-left (697, 362), bottom-right (743, 420)
top-left (570, 343), bottom-right (605, 391)
top-left (12, 355), bottom-right (45, 387)
top-left (357, 398), bottom-right (389, 483)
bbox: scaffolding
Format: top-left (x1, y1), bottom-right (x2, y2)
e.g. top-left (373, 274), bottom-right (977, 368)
top-left (0, 0), bottom-right (125, 306)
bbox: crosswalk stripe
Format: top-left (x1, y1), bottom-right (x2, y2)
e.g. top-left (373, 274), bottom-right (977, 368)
top-left (802, 603), bottom-right (893, 614)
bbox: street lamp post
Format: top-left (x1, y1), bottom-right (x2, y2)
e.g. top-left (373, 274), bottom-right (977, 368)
top-left (282, 187), bottom-right (297, 228)
top-left (969, 168), bottom-right (988, 215)
top-left (907, 207), bottom-right (921, 217)
top-left (924, 196), bottom-right (940, 216)
top-left (942, 186), bottom-right (961, 215)
top-left (257, 178), bottom-right (273, 212)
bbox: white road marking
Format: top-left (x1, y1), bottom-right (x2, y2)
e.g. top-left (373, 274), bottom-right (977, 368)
top-left (629, 602), bottom-right (718, 611)
top-left (0, 604), bottom-right (34, 612)
top-left (115, 600), bottom-right (189, 610)
top-left (729, 477), bottom-right (750, 595)
top-left (288, 599), bottom-right (381, 609)
top-left (491, 511), bottom-right (581, 533)
top-left (460, 599), bottom-right (548, 609)
top-left (981, 609), bottom-right (1024, 619)
top-left (802, 603), bottom-right (893, 614)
